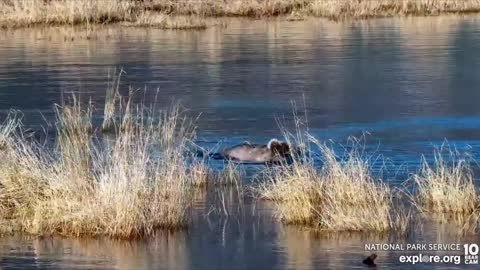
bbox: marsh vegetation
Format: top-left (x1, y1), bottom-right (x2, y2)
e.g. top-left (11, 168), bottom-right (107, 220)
top-left (2, 0), bottom-right (480, 28)
top-left (0, 91), bottom-right (201, 238)
top-left (0, 73), bottom-right (479, 238)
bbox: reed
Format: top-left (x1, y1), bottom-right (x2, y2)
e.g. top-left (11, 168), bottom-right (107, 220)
top-left (189, 161), bottom-right (214, 187)
top-left (101, 70), bottom-right (122, 133)
top-left (0, 0), bottom-right (137, 28)
top-left (148, 0), bottom-right (480, 18)
top-left (257, 135), bottom-right (411, 234)
top-left (411, 149), bottom-right (478, 214)
top-left (56, 96), bottom-right (94, 185)
top-left (0, 111), bottom-right (20, 150)
top-left (0, 91), bottom-right (200, 238)
top-left (2, 0), bottom-right (480, 28)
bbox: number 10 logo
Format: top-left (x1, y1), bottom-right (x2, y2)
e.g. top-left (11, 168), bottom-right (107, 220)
top-left (464, 244), bottom-right (479, 265)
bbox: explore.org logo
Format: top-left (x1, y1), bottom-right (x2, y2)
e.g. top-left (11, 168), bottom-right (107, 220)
top-left (399, 254), bottom-right (462, 265)
top-left (365, 243), bottom-right (478, 265)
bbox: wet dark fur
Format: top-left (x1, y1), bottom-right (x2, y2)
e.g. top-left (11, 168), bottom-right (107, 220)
top-left (198, 139), bottom-right (295, 164)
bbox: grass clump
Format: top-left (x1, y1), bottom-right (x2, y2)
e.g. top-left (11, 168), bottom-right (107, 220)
top-left (0, 92), bottom-right (199, 238)
top-left (412, 148), bottom-right (478, 214)
top-left (258, 136), bottom-right (410, 234)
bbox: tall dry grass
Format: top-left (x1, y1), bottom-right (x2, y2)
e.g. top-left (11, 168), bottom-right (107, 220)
top-left (0, 111), bottom-right (20, 150)
top-left (149, 0), bottom-right (480, 18)
top-left (101, 70), bottom-right (122, 133)
top-left (310, 0), bottom-right (480, 19)
top-left (0, 91), bottom-right (202, 238)
top-left (411, 149), bottom-right (479, 214)
top-left (257, 135), bottom-right (411, 234)
top-left (0, 0), bottom-right (137, 28)
top-left (2, 0), bottom-right (480, 28)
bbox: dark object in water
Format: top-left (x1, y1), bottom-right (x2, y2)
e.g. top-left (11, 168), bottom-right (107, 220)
top-left (363, 254), bottom-right (377, 266)
top-left (198, 139), bottom-right (296, 164)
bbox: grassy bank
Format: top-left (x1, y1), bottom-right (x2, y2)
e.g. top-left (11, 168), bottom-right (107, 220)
top-left (149, 0), bottom-right (480, 18)
top-left (1, 0), bottom-right (480, 28)
top-left (0, 0), bottom-right (207, 29)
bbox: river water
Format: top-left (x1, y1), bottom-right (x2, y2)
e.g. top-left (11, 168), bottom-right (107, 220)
top-left (1, 16), bottom-right (480, 269)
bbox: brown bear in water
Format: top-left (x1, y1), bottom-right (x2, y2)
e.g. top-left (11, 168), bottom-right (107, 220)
top-left (206, 138), bottom-right (293, 164)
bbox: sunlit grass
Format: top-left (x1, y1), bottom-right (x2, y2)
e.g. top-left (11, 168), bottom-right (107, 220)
top-left (257, 134), bottom-right (411, 234)
top-left (149, 0), bottom-right (480, 18)
top-left (2, 0), bottom-right (480, 28)
top-left (0, 0), bottom-right (137, 28)
top-left (101, 69), bottom-right (122, 133)
top-left (0, 111), bottom-right (20, 150)
top-left (126, 11), bottom-right (207, 30)
top-left (0, 89), bottom-right (204, 238)
top-left (310, 0), bottom-right (480, 19)
top-left (411, 148), bottom-right (479, 214)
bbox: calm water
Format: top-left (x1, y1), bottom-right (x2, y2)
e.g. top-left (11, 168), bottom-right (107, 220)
top-left (1, 16), bottom-right (480, 269)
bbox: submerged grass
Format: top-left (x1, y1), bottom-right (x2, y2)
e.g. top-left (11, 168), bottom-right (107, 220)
top-left (0, 90), bottom-right (205, 238)
top-left (257, 135), bottom-right (411, 235)
top-left (2, 0), bottom-right (480, 28)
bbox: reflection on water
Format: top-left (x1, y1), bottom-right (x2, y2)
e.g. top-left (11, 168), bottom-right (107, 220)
top-left (1, 15), bottom-right (480, 269)
top-left (1, 195), bottom-right (480, 269)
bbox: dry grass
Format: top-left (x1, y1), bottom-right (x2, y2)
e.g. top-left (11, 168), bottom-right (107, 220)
top-left (257, 135), bottom-right (411, 234)
top-left (0, 0), bottom-right (207, 29)
top-left (310, 0), bottom-right (480, 19)
top-left (189, 160), bottom-right (244, 187)
top-left (101, 69), bottom-right (122, 133)
top-left (125, 11), bottom-right (207, 30)
top-left (0, 91), bottom-right (204, 238)
top-left (0, 111), bottom-right (20, 150)
top-left (0, 0), bottom-right (137, 28)
top-left (189, 161), bottom-right (214, 187)
top-left (147, 0), bottom-right (311, 17)
top-left (2, 0), bottom-right (480, 28)
top-left (411, 149), bottom-right (479, 214)
top-left (149, 0), bottom-right (480, 18)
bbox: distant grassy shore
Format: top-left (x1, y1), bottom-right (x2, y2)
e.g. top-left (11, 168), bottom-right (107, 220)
top-left (1, 0), bottom-right (480, 29)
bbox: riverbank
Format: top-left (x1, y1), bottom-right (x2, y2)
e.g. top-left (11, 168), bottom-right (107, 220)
top-left (1, 0), bottom-right (480, 29)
